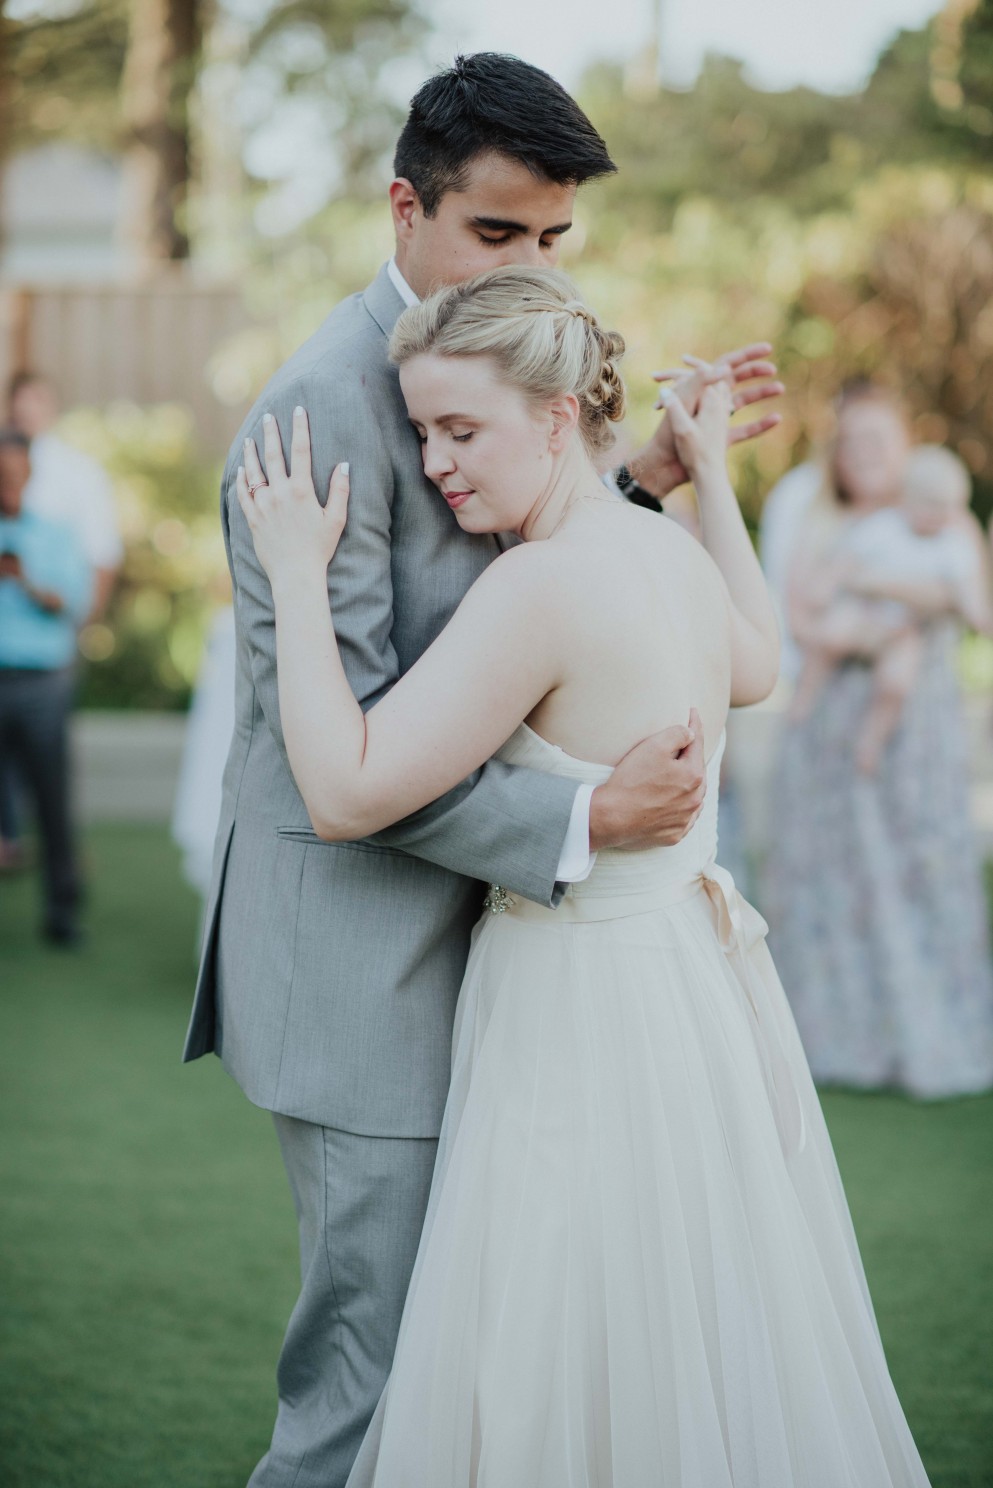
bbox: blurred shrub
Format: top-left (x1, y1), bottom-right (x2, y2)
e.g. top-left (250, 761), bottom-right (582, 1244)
top-left (28, 6), bottom-right (993, 709)
top-left (59, 404), bottom-right (226, 711)
top-left (573, 20), bottom-right (993, 526)
top-left (571, 158), bottom-right (993, 516)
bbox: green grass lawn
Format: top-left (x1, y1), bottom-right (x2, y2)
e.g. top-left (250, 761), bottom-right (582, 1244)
top-left (1, 824), bottom-right (992, 1488)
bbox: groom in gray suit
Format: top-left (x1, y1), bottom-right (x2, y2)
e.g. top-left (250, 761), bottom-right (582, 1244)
top-left (185, 53), bottom-right (780, 1488)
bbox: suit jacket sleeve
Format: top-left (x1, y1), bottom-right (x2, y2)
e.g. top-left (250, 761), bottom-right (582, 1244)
top-left (224, 370), bottom-right (579, 908)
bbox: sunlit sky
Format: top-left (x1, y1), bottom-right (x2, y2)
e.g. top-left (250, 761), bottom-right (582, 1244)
top-left (426, 0), bottom-right (943, 93)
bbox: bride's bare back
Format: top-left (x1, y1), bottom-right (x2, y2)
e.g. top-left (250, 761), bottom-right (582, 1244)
top-left (524, 500), bottom-right (732, 766)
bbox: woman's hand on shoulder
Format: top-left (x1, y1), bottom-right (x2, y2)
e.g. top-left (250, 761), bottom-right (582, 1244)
top-left (236, 407), bottom-right (349, 593)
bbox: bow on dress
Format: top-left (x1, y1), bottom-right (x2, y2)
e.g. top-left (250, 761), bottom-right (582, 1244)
top-left (700, 863), bottom-right (807, 1160)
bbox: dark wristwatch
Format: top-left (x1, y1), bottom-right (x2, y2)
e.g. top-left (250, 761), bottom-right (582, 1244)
top-left (613, 464), bottom-right (664, 513)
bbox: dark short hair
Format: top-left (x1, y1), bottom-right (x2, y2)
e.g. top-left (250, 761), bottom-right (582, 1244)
top-left (7, 370), bottom-right (50, 403)
top-left (394, 53), bottom-right (616, 216)
top-left (0, 427), bottom-right (30, 452)
top-left (834, 377), bottom-right (904, 415)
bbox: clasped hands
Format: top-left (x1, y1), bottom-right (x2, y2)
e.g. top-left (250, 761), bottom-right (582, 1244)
top-left (626, 341), bottom-right (784, 500)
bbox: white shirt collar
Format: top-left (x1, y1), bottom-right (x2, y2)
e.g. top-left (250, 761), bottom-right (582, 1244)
top-left (387, 257), bottom-right (419, 308)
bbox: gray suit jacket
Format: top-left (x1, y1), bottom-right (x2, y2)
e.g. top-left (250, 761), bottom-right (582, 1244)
top-left (183, 265), bottom-right (579, 1137)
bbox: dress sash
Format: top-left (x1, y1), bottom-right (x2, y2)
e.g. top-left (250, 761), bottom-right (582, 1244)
top-left (491, 863), bottom-right (807, 1160)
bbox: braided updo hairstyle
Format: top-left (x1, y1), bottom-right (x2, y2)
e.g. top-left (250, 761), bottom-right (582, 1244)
top-left (389, 266), bottom-right (626, 456)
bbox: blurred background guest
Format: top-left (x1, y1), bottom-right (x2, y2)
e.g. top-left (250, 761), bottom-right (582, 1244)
top-left (0, 429), bottom-right (92, 946)
top-left (789, 442), bottom-right (990, 773)
top-left (171, 599), bottom-right (235, 919)
top-left (7, 372), bottom-right (122, 619)
top-left (759, 454), bottom-right (823, 683)
top-left (765, 382), bottom-right (993, 1099)
top-left (0, 373), bottom-right (123, 872)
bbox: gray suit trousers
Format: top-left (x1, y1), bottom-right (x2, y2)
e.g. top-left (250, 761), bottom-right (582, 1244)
top-left (248, 1117), bottom-right (438, 1488)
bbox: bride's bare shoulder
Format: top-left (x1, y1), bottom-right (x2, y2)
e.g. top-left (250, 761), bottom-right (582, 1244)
top-left (627, 503), bottom-right (701, 552)
top-left (460, 540), bottom-right (573, 630)
top-left (634, 505), bottom-right (731, 578)
top-left (584, 501), bottom-right (717, 574)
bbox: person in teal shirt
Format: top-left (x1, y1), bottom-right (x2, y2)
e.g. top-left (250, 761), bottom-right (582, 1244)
top-left (0, 428), bottom-right (92, 944)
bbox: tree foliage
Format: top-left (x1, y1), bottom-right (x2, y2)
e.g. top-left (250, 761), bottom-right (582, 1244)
top-left (4, 0), bottom-right (129, 153)
top-left (3, 0), bottom-right (426, 260)
top-left (7, 0), bottom-right (993, 703)
top-left (572, 1), bottom-right (993, 525)
top-left (582, 2), bottom-right (992, 231)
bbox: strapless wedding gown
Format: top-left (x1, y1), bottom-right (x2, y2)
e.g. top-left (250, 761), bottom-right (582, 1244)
top-left (346, 725), bottom-right (931, 1487)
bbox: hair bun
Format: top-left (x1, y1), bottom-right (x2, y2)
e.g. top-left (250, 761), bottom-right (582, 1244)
top-left (582, 323), bottom-right (626, 429)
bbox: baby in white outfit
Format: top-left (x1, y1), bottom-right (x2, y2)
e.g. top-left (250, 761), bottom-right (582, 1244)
top-left (791, 445), bottom-right (987, 773)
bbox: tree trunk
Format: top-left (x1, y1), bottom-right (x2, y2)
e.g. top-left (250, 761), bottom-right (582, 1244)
top-left (120, 0), bottom-right (201, 266)
top-left (0, 0), bottom-right (11, 257)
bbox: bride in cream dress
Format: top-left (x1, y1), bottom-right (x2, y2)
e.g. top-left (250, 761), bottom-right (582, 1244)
top-left (237, 267), bottom-right (931, 1487)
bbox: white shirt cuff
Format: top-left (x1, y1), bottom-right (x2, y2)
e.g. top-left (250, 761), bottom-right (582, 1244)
top-left (555, 783), bottom-right (597, 884)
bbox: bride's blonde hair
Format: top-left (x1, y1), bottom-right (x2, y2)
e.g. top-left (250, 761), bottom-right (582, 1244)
top-left (388, 265), bottom-right (626, 456)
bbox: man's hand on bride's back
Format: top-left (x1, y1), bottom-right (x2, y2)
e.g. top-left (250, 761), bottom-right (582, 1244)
top-left (236, 406), bottom-right (350, 592)
top-left (589, 708), bottom-right (706, 850)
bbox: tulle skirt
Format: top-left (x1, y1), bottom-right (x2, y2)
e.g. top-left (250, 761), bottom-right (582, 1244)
top-left (346, 874), bottom-right (931, 1487)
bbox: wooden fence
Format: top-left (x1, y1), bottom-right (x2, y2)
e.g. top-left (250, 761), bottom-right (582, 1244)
top-left (0, 273), bottom-right (255, 453)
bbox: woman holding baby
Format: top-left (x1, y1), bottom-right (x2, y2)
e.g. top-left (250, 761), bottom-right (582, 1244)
top-left (766, 380), bottom-right (993, 1099)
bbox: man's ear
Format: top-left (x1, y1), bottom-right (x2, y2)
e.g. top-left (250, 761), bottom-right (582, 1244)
top-left (389, 178), bottom-right (420, 242)
top-left (548, 395), bottom-right (581, 451)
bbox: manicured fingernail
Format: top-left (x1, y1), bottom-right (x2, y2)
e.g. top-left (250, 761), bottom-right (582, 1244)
top-left (340, 462), bottom-right (349, 476)
top-left (657, 386), bottom-right (674, 406)
top-left (294, 406), bottom-right (304, 416)
top-left (263, 412), bottom-right (273, 424)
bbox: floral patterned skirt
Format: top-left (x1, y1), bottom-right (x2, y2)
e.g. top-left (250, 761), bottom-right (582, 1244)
top-left (765, 629), bottom-right (993, 1098)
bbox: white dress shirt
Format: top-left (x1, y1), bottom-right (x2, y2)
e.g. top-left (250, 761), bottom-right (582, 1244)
top-left (388, 257), bottom-right (596, 882)
top-left (24, 432), bottom-right (123, 572)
